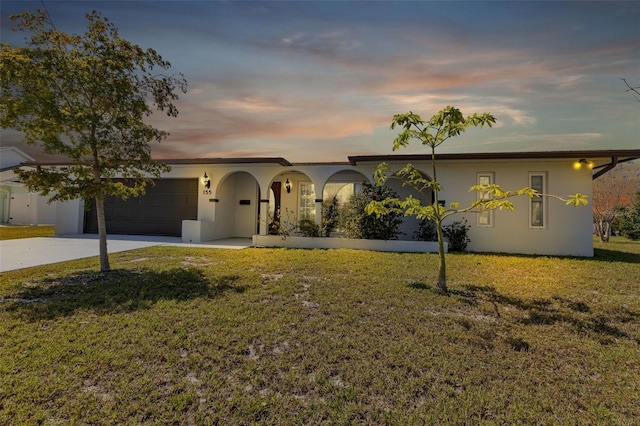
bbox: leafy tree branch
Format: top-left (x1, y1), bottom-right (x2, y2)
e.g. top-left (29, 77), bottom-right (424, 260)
top-left (1, 9), bottom-right (187, 271)
top-left (367, 106), bottom-right (587, 293)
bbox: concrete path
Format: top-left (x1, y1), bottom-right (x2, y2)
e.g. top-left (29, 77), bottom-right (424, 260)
top-left (0, 234), bottom-right (251, 272)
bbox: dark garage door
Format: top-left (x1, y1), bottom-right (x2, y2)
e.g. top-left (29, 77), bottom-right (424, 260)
top-left (85, 179), bottom-right (198, 237)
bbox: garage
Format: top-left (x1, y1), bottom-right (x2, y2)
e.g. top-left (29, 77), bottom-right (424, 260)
top-left (84, 179), bottom-right (198, 237)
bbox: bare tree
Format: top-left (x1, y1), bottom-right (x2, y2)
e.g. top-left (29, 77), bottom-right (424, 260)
top-left (621, 78), bottom-right (640, 102)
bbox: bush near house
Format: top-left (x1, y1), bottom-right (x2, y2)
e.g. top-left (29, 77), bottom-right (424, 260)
top-left (321, 196), bottom-right (340, 237)
top-left (443, 219), bottom-right (471, 252)
top-left (413, 218), bottom-right (437, 242)
top-left (618, 191), bottom-right (640, 240)
top-left (342, 182), bottom-right (404, 240)
top-left (0, 238), bottom-right (638, 424)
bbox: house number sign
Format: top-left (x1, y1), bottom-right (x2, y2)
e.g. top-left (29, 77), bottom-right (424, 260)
top-left (201, 172), bottom-right (212, 195)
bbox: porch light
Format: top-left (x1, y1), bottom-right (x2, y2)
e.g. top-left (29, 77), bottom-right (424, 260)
top-left (285, 178), bottom-right (292, 193)
top-left (201, 172), bottom-right (211, 189)
top-left (573, 159), bottom-right (593, 170)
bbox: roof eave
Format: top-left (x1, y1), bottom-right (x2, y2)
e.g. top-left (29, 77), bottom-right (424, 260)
top-left (348, 150), bottom-right (640, 165)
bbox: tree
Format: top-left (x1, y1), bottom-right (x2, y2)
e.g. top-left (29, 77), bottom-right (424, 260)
top-left (622, 78), bottom-right (640, 102)
top-left (592, 164), bottom-right (640, 242)
top-left (0, 10), bottom-right (187, 272)
top-left (367, 106), bottom-right (587, 292)
top-left (617, 191), bottom-right (640, 240)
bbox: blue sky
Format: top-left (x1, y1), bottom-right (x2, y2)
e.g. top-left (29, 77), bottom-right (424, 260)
top-left (1, 1), bottom-right (639, 162)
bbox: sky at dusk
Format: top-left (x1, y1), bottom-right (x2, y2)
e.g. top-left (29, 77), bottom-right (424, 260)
top-left (1, 1), bottom-right (639, 162)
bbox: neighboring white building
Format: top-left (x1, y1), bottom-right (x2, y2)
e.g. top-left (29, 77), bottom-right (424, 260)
top-left (0, 146), bottom-right (56, 225)
top-left (21, 149), bottom-right (640, 257)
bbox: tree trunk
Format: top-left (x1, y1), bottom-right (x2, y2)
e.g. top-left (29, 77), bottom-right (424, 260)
top-left (95, 195), bottom-right (111, 272)
top-left (431, 143), bottom-right (447, 293)
top-left (595, 218), bottom-right (611, 243)
top-left (436, 220), bottom-right (447, 292)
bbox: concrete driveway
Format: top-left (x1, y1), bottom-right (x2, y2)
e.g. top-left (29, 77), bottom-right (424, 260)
top-left (0, 234), bottom-right (251, 272)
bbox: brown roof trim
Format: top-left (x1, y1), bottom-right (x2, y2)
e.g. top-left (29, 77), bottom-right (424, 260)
top-left (18, 150), bottom-right (640, 168)
top-left (22, 157), bottom-right (293, 167)
top-left (348, 150), bottom-right (640, 165)
top-left (165, 157), bottom-right (292, 166)
top-left (290, 162), bottom-right (352, 167)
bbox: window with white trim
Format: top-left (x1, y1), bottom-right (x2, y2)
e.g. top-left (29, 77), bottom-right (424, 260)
top-left (299, 182), bottom-right (315, 220)
top-left (529, 173), bottom-right (546, 228)
top-left (477, 173), bottom-right (494, 227)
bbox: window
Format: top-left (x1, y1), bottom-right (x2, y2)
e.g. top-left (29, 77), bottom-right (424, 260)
top-left (529, 173), bottom-right (545, 227)
top-left (299, 182), bottom-right (316, 220)
top-left (477, 173), bottom-right (494, 227)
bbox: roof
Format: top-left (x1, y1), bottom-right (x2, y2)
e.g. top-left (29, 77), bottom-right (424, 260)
top-left (18, 149), bottom-right (640, 169)
top-left (165, 157), bottom-right (292, 166)
top-left (22, 157), bottom-right (293, 167)
top-left (348, 149), bottom-right (640, 165)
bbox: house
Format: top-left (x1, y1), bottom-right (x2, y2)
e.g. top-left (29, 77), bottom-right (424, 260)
top-left (0, 146), bottom-right (56, 225)
top-left (20, 149), bottom-right (640, 257)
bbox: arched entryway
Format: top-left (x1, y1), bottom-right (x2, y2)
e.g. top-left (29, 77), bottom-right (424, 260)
top-left (322, 170), bottom-right (370, 237)
top-left (214, 171), bottom-right (259, 238)
top-left (386, 167), bottom-right (434, 240)
top-left (267, 170), bottom-right (315, 235)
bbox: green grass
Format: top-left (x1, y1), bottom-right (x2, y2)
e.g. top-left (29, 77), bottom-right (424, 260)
top-left (0, 225), bottom-right (54, 240)
top-left (1, 237), bottom-right (638, 424)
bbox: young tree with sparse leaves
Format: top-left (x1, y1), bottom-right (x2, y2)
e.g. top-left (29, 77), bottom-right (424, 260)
top-left (0, 10), bottom-right (187, 272)
top-left (367, 106), bottom-right (588, 292)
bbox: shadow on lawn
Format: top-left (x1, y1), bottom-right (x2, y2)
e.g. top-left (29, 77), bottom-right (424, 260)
top-left (593, 248), bottom-right (640, 264)
top-left (4, 268), bottom-right (246, 321)
top-left (464, 248), bottom-right (639, 265)
top-left (454, 285), bottom-right (639, 345)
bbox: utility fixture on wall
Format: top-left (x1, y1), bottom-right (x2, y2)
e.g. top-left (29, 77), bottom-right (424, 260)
top-left (573, 159), bottom-right (593, 170)
top-left (285, 178), bottom-right (291, 193)
top-left (201, 172), bottom-right (211, 189)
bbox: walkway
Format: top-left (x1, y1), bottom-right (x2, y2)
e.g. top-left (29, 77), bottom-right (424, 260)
top-left (0, 234), bottom-right (251, 272)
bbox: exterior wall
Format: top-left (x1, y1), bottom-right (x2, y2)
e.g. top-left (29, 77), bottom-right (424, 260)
top-left (1, 147), bottom-right (56, 225)
top-left (233, 173), bottom-right (259, 237)
top-left (0, 189), bottom-right (9, 223)
top-left (55, 199), bottom-right (84, 234)
top-left (253, 235), bottom-right (445, 253)
top-left (434, 159), bottom-right (593, 256)
top-left (42, 156), bottom-right (595, 257)
top-left (179, 158), bottom-right (594, 256)
top-left (0, 184), bottom-right (56, 225)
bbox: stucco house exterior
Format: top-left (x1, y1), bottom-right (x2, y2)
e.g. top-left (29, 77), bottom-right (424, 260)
top-left (0, 146), bottom-right (56, 225)
top-left (19, 149), bottom-right (640, 257)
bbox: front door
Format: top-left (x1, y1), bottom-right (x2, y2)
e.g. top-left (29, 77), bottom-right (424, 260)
top-left (269, 182), bottom-right (282, 235)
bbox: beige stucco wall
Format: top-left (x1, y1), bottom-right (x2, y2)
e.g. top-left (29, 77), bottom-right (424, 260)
top-left (433, 159), bottom-right (593, 256)
top-left (51, 157), bottom-right (594, 256)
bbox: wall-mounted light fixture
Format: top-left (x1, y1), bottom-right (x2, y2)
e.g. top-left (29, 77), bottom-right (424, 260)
top-left (285, 178), bottom-right (292, 193)
top-left (573, 159), bottom-right (593, 170)
top-left (201, 172), bottom-right (211, 189)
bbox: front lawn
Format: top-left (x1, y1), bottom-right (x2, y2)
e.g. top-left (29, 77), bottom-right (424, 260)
top-left (0, 225), bottom-right (54, 240)
top-left (1, 238), bottom-right (638, 424)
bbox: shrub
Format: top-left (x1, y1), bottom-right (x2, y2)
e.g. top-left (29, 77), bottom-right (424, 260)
top-left (618, 191), bottom-right (640, 240)
top-left (413, 219), bottom-right (437, 241)
top-left (443, 219), bottom-right (471, 251)
top-left (268, 208), bottom-right (297, 239)
top-left (343, 182), bottom-right (404, 240)
top-left (321, 196), bottom-right (340, 237)
top-left (298, 218), bottom-right (320, 237)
